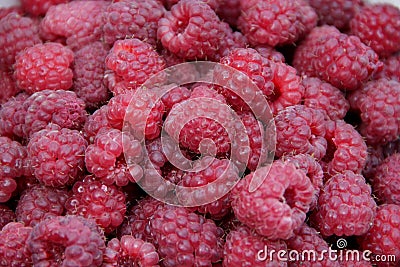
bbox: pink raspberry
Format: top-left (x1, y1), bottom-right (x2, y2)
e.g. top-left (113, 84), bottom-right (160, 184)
top-left (0, 93), bottom-right (29, 139)
top-left (83, 105), bottom-right (111, 144)
top-left (0, 222), bottom-right (33, 266)
top-left (254, 45), bottom-right (286, 62)
top-left (0, 70), bottom-right (20, 104)
top-left (160, 85), bottom-right (191, 114)
top-left (374, 52), bottom-right (400, 81)
top-left (20, 0), bottom-right (69, 16)
top-left (0, 204), bottom-right (16, 230)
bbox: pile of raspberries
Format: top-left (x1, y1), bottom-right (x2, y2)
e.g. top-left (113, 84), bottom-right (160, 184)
top-left (1, 0), bottom-right (400, 266)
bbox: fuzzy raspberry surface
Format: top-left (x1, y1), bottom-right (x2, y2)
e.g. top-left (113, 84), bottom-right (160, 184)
top-left (0, 222), bottom-right (33, 266)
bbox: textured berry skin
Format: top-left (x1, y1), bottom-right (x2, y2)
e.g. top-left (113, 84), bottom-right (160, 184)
top-left (350, 3), bottom-right (400, 57)
top-left (238, 0), bottom-right (317, 46)
top-left (0, 204), bottom-right (16, 230)
top-left (339, 253), bottom-right (373, 267)
top-left (161, 86), bottom-right (191, 113)
top-left (0, 12), bottom-right (41, 70)
top-left (254, 45), bottom-right (285, 62)
top-left (73, 42), bottom-right (110, 110)
top-left (0, 93), bottom-right (28, 139)
top-left (27, 215), bottom-right (106, 267)
top-left (16, 185), bottom-right (69, 227)
top-left (21, 0), bottom-right (69, 16)
top-left (216, 0), bottom-right (240, 27)
top-left (0, 222), bottom-right (33, 266)
top-left (223, 225), bottom-right (288, 267)
top-left (145, 138), bottom-right (169, 168)
top-left (293, 25), bottom-right (382, 90)
top-left (359, 204), bottom-right (400, 267)
top-left (231, 161), bottom-right (314, 239)
top-left (24, 90), bottom-right (87, 138)
top-left (312, 171), bottom-right (376, 236)
top-left (65, 175), bottom-right (126, 234)
top-left (0, 70), bottom-right (20, 104)
top-left (27, 125), bottom-right (87, 187)
top-left (374, 52), bottom-right (400, 81)
top-left (150, 206), bottom-right (223, 266)
top-left (40, 1), bottom-right (109, 51)
top-left (103, 235), bottom-right (160, 267)
top-left (302, 77), bottom-right (350, 120)
top-left (14, 42), bottom-right (74, 94)
top-left (348, 78), bottom-right (400, 145)
top-left (83, 105), bottom-right (111, 144)
top-left (106, 92), bottom-right (135, 130)
top-left (103, 0), bottom-right (165, 46)
top-left (372, 153), bottom-right (400, 205)
top-left (275, 105), bottom-right (327, 160)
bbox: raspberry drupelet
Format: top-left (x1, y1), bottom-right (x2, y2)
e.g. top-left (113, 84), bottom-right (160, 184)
top-left (83, 105), bottom-right (111, 144)
top-left (374, 52), bottom-right (400, 81)
top-left (0, 222), bottom-right (33, 266)
top-left (20, 0), bottom-right (68, 16)
top-left (0, 204), bottom-right (16, 229)
top-left (0, 69), bottom-right (20, 104)
top-left (0, 93), bottom-right (29, 139)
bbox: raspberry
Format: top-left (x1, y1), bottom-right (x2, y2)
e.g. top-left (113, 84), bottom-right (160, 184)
top-left (146, 138), bottom-right (169, 168)
top-left (65, 175), bottom-right (126, 234)
top-left (24, 90), bottom-right (87, 138)
top-left (371, 153), bottom-right (400, 205)
top-left (237, 0), bottom-right (317, 46)
top-left (231, 161), bottom-right (314, 239)
top-left (312, 170), bottom-right (376, 236)
top-left (223, 225), bottom-right (287, 266)
top-left (211, 24), bottom-right (247, 61)
top-left (348, 78), bottom-right (400, 145)
top-left (103, 0), bottom-right (165, 46)
top-left (350, 3), bottom-right (400, 57)
top-left (339, 253), bottom-right (373, 267)
top-left (308, 0), bottom-right (362, 30)
top-left (15, 185), bottom-right (69, 227)
top-left (83, 105), bottom-right (111, 144)
top-left (216, 0), bottom-right (240, 27)
top-left (106, 92), bottom-right (135, 130)
top-left (0, 6), bottom-right (23, 20)
top-left (275, 105), bottom-right (328, 160)
top-left (27, 215), bottom-right (106, 267)
top-left (0, 70), bottom-right (20, 104)
top-left (103, 235), bottom-right (159, 267)
top-left (302, 77), bottom-right (350, 120)
top-left (150, 205), bottom-right (223, 266)
top-left (40, 1), bottom-right (109, 51)
top-left (363, 145), bottom-right (385, 180)
top-left (374, 52), bottom-right (400, 81)
top-left (293, 25), bottom-right (382, 90)
top-left (73, 42), bottom-right (111, 110)
top-left (160, 85), bottom-right (191, 113)
top-left (14, 42), bottom-right (74, 94)
top-left (0, 222), bottom-right (33, 266)
top-left (0, 12), bottom-right (41, 70)
top-left (359, 204), bottom-right (400, 267)
top-left (162, 0), bottom-right (220, 10)
top-left (254, 45), bottom-right (286, 62)
top-left (0, 204), bottom-right (16, 230)
top-left (27, 125), bottom-right (87, 187)
top-left (20, 0), bottom-right (68, 16)
top-left (0, 93), bottom-right (29, 139)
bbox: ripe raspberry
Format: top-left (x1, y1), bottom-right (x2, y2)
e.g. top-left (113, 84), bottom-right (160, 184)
top-left (339, 252), bottom-right (373, 267)
top-left (254, 45), bottom-right (285, 62)
top-left (383, 138), bottom-right (400, 158)
top-left (27, 215), bottom-right (106, 267)
top-left (0, 93), bottom-right (29, 139)
top-left (83, 105), bottom-right (111, 144)
top-left (24, 90), bottom-right (87, 138)
top-left (73, 42), bottom-right (110, 110)
top-left (27, 125), bottom-right (87, 187)
top-left (161, 0), bottom-right (220, 10)
top-left (350, 3), bottom-right (400, 57)
top-left (348, 78), bottom-right (400, 145)
top-left (293, 25), bottom-right (382, 90)
top-left (103, 0), bottom-right (165, 46)
top-left (15, 185), bottom-right (69, 227)
top-left (103, 235), bottom-right (159, 267)
top-left (0, 12), bottom-right (41, 70)
top-left (20, 0), bottom-right (68, 16)
top-left (0, 6), bottom-right (23, 20)
top-left (0, 222), bottom-right (33, 266)
top-left (363, 145), bottom-right (385, 180)
top-left (161, 85), bottom-right (191, 113)
top-left (150, 205), bottom-right (223, 266)
top-left (275, 105), bottom-right (327, 160)
top-left (216, 0), bottom-right (240, 27)
top-left (223, 225), bottom-right (287, 266)
top-left (302, 77), bottom-right (350, 120)
top-left (231, 161), bottom-right (314, 239)
top-left (146, 138), bottom-right (169, 168)
top-left (359, 204), bottom-right (400, 267)
top-left (0, 204), bottom-right (16, 230)
top-left (238, 0), bottom-right (317, 46)
top-left (308, 0), bottom-right (362, 30)
top-left (14, 42), bottom-right (74, 94)
top-left (374, 52), bottom-right (400, 81)
top-left (211, 24), bottom-right (248, 61)
top-left (312, 170), bottom-right (376, 236)
top-left (105, 38), bottom-right (165, 93)
top-left (40, 1), bottom-right (109, 51)
top-left (0, 70), bottom-right (20, 104)
top-left (371, 153), bottom-right (400, 205)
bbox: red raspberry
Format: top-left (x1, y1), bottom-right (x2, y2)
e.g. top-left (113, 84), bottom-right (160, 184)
top-left (83, 105), bottom-right (111, 144)
top-left (231, 161), bottom-right (314, 239)
top-left (15, 185), bottom-right (69, 227)
top-left (0, 93), bottom-right (29, 139)
top-left (27, 215), bottom-right (106, 267)
top-left (103, 235), bottom-right (159, 267)
top-left (223, 225), bottom-right (287, 266)
top-left (73, 42), bottom-right (111, 110)
top-left (40, 1), bottom-right (109, 51)
top-left (106, 92), bottom-right (135, 130)
top-left (14, 42), bottom-right (74, 94)
top-left (374, 52), bottom-right (400, 81)
top-left (150, 205), bottom-right (223, 266)
top-left (27, 125), bottom-right (87, 187)
top-left (0, 12), bottom-right (41, 70)
top-left (348, 78), bottom-right (400, 145)
top-left (339, 252), bottom-right (373, 267)
top-left (103, 0), bottom-right (165, 46)
top-left (293, 25), bottom-right (382, 90)
top-left (383, 138), bottom-right (400, 158)
top-left (65, 176), bottom-right (126, 234)
top-left (308, 0), bottom-right (362, 30)
top-left (350, 3), bottom-right (400, 57)
top-left (371, 153), bottom-right (400, 205)
top-left (146, 138), bottom-right (169, 168)
top-left (302, 77), bottom-right (350, 120)
top-left (359, 204), bottom-right (400, 267)
top-left (275, 105), bottom-right (328, 160)
top-left (312, 170), bottom-right (376, 236)
top-left (161, 0), bottom-right (220, 10)
top-left (254, 45), bottom-right (286, 62)
top-left (20, 0), bottom-right (69, 16)
top-left (24, 90), bottom-right (87, 138)
top-left (363, 145), bottom-right (385, 180)
top-left (0, 222), bottom-right (33, 266)
top-left (211, 24), bottom-right (248, 61)
top-left (0, 70), bottom-right (20, 104)
top-left (160, 85), bottom-right (191, 113)
top-left (216, 0), bottom-right (240, 27)
top-left (238, 0), bottom-right (317, 46)
top-left (0, 6), bottom-right (23, 20)
top-left (0, 204), bottom-right (16, 230)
